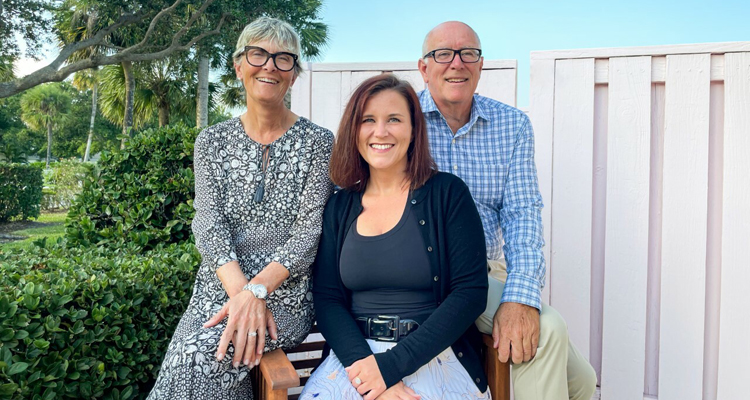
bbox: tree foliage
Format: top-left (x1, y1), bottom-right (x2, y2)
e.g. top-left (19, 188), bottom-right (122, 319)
top-left (0, 0), bottom-right (329, 99)
top-left (0, 0), bottom-right (56, 59)
top-left (20, 84), bottom-right (71, 167)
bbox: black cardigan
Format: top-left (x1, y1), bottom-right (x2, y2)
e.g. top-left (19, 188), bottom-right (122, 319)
top-left (312, 172), bottom-right (489, 391)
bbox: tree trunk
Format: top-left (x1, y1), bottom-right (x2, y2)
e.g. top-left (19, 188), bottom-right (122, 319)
top-left (84, 81), bottom-right (97, 162)
top-left (196, 55), bottom-right (209, 128)
top-left (121, 60), bottom-right (135, 149)
top-left (46, 121), bottom-right (52, 169)
top-left (158, 103), bottom-right (169, 127)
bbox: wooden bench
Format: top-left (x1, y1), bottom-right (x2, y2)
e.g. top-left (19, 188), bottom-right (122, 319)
top-left (251, 326), bottom-right (510, 400)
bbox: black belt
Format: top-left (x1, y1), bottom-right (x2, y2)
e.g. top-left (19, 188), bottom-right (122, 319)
top-left (356, 315), bottom-right (419, 342)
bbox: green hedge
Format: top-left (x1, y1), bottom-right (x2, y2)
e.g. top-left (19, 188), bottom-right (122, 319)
top-left (42, 160), bottom-right (94, 211)
top-left (0, 242), bottom-right (200, 400)
top-left (65, 125), bottom-right (198, 251)
top-left (0, 163), bottom-right (44, 222)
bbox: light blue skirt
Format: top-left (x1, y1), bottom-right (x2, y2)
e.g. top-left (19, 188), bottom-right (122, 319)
top-left (299, 339), bottom-right (491, 399)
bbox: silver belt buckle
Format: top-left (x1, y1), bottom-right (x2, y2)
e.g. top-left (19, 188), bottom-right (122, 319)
top-left (370, 315), bottom-right (400, 342)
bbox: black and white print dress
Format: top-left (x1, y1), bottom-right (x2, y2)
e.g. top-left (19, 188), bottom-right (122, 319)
top-left (147, 116), bottom-right (333, 399)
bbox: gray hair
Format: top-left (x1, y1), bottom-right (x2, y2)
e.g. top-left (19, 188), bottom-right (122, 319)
top-left (232, 16), bottom-right (303, 76)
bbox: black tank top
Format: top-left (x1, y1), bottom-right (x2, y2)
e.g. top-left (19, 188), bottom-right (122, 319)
top-left (339, 199), bottom-right (437, 319)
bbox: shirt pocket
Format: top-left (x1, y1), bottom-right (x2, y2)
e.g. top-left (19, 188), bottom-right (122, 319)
top-left (469, 162), bottom-right (507, 206)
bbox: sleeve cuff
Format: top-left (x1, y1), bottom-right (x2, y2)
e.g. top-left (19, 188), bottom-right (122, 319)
top-left (374, 351), bottom-right (403, 388)
top-left (500, 273), bottom-right (542, 312)
top-left (214, 251), bottom-right (238, 268)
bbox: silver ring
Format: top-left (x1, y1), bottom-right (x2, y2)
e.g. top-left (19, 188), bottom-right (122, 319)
top-left (353, 377), bottom-right (362, 385)
top-left (247, 331), bottom-right (257, 337)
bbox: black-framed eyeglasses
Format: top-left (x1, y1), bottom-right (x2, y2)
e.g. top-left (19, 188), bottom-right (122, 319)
top-left (243, 46), bottom-right (298, 72)
top-left (422, 48), bottom-right (482, 64)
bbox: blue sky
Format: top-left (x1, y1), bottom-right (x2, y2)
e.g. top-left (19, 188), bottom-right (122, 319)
top-left (15, 0), bottom-right (748, 108)
top-left (316, 0), bottom-right (749, 107)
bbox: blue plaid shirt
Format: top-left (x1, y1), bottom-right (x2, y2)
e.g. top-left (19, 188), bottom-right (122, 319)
top-left (419, 89), bottom-right (546, 310)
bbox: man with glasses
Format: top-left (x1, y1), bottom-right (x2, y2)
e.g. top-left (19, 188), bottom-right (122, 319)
top-left (418, 21), bottom-right (596, 400)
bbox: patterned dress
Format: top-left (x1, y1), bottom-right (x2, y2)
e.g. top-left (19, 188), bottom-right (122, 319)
top-left (147, 117), bottom-right (333, 399)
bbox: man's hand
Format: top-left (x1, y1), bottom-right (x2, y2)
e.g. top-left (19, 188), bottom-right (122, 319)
top-left (346, 355), bottom-right (387, 400)
top-left (375, 382), bottom-right (421, 400)
top-left (492, 302), bottom-right (540, 364)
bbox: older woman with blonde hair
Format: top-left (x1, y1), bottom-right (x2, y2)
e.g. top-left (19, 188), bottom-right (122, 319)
top-left (147, 16), bottom-right (333, 399)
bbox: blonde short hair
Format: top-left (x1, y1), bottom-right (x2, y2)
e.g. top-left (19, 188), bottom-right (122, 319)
top-left (232, 17), bottom-right (303, 76)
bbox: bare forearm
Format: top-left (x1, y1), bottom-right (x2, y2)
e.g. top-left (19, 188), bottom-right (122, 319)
top-left (216, 261), bottom-right (289, 298)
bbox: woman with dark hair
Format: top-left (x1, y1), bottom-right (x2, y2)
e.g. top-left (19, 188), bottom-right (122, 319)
top-left (300, 74), bottom-right (490, 399)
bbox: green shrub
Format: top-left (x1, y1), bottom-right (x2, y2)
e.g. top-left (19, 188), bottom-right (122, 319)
top-left (41, 160), bottom-right (94, 211)
top-left (65, 124), bottom-right (197, 251)
top-left (0, 163), bottom-right (44, 222)
top-left (0, 241), bottom-right (200, 400)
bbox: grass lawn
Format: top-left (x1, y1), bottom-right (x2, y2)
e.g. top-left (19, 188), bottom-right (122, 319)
top-left (0, 211), bottom-right (68, 251)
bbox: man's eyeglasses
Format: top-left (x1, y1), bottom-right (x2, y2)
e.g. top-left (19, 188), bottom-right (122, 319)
top-left (243, 46), bottom-right (298, 72)
top-left (423, 48), bottom-right (482, 64)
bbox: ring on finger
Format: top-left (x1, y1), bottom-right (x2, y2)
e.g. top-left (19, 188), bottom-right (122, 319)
top-left (353, 377), bottom-right (362, 385)
top-left (247, 331), bottom-right (258, 337)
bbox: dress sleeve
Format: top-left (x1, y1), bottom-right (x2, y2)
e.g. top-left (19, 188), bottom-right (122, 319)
top-left (499, 116), bottom-right (546, 311)
top-left (191, 129), bottom-right (238, 269)
top-left (271, 128), bottom-right (334, 279)
top-left (374, 177), bottom-right (488, 387)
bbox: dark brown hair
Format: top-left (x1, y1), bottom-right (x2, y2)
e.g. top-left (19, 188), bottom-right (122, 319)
top-left (329, 74), bottom-right (437, 192)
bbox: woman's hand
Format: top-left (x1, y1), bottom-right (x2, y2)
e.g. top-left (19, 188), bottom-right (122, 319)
top-left (375, 382), bottom-right (421, 400)
top-left (346, 355), bottom-right (387, 400)
top-left (203, 291), bottom-right (278, 368)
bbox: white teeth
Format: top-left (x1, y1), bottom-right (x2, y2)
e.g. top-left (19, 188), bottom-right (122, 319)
top-left (446, 78), bottom-right (467, 83)
top-left (256, 77), bottom-right (278, 84)
top-left (371, 144), bottom-right (393, 150)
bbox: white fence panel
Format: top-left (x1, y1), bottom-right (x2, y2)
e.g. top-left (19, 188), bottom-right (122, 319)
top-left (658, 53), bottom-right (711, 400)
top-left (549, 58), bottom-right (595, 359)
top-left (717, 52), bottom-right (750, 400)
top-left (600, 56), bottom-right (651, 400)
top-left (310, 71), bottom-right (344, 134)
top-left (531, 42), bottom-right (750, 400)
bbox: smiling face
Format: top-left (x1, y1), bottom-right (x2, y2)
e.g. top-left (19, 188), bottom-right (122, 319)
top-left (418, 22), bottom-right (483, 110)
top-left (234, 40), bottom-right (297, 107)
top-left (357, 89), bottom-right (413, 176)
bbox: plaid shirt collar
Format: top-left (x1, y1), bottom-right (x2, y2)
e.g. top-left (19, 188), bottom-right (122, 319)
top-left (419, 89), bottom-right (492, 136)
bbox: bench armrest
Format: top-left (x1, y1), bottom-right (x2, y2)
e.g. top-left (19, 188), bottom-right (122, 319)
top-left (258, 348), bottom-right (300, 390)
top-left (483, 334), bottom-right (511, 400)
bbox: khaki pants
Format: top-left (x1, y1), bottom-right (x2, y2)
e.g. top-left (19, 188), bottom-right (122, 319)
top-left (476, 259), bottom-right (597, 400)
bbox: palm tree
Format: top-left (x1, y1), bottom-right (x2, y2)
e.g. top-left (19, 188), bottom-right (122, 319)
top-left (139, 58), bottom-right (192, 127)
top-left (20, 84), bottom-right (71, 168)
top-left (97, 64), bottom-right (152, 131)
top-left (55, 0), bottom-right (137, 148)
top-left (0, 57), bottom-right (15, 82)
top-left (72, 68), bottom-right (98, 162)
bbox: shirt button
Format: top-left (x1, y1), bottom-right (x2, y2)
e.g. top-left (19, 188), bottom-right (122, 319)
top-left (476, 378), bottom-right (481, 383)
top-left (451, 139), bottom-right (456, 144)
top-left (427, 246), bottom-right (433, 252)
top-left (433, 276), bottom-right (439, 281)
top-left (419, 220), bottom-right (425, 225)
top-left (458, 352), bottom-right (463, 357)
top-left (411, 199), bottom-right (417, 205)
top-left (453, 165), bottom-right (458, 170)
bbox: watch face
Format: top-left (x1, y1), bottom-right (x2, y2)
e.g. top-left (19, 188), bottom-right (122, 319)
top-left (253, 285), bottom-right (267, 299)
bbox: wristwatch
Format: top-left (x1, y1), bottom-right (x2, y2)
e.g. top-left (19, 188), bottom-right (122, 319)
top-left (242, 283), bottom-right (268, 300)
